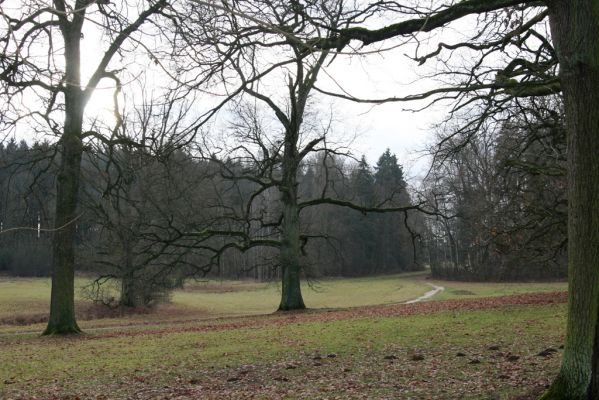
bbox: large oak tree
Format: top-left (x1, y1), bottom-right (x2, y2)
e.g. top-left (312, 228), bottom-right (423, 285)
top-left (0, 0), bottom-right (170, 334)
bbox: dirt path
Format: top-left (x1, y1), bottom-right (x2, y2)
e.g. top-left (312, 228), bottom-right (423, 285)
top-left (404, 283), bottom-right (444, 304)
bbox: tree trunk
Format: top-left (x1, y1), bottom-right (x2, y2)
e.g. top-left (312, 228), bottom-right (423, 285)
top-left (43, 120), bottom-right (83, 335)
top-left (278, 186), bottom-right (306, 310)
top-left (542, 1), bottom-right (599, 398)
top-left (43, 26), bottom-right (84, 335)
top-left (120, 268), bottom-right (139, 308)
top-left (119, 235), bottom-right (139, 308)
top-left (278, 142), bottom-right (306, 311)
top-left (120, 277), bottom-right (139, 308)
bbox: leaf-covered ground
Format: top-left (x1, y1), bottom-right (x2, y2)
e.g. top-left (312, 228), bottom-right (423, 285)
top-left (1, 292), bottom-right (567, 399)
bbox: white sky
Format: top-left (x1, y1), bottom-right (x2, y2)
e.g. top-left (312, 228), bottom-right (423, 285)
top-left (81, 46), bottom-right (442, 184)
top-left (77, 3), bottom-right (465, 186)
top-left (317, 50), bottom-right (443, 182)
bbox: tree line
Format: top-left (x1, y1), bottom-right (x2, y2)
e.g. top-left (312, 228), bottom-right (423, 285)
top-left (0, 139), bottom-right (421, 305)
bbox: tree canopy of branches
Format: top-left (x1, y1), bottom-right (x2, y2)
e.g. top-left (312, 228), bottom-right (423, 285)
top-left (2, 0), bottom-right (597, 396)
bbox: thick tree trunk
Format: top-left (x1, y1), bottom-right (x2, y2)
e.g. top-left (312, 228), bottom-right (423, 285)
top-left (120, 274), bottom-right (138, 308)
top-left (43, 121), bottom-right (84, 335)
top-left (43, 27), bottom-right (84, 335)
top-left (278, 140), bottom-right (306, 311)
top-left (542, 1), bottom-right (599, 398)
top-left (119, 236), bottom-right (139, 308)
top-left (278, 198), bottom-right (305, 310)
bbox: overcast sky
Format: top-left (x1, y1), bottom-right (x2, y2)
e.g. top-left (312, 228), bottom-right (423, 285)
top-left (318, 51), bottom-right (442, 182)
top-left (4, 1), bottom-right (461, 185)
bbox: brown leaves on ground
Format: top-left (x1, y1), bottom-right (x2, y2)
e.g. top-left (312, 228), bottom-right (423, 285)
top-left (118, 340), bottom-right (559, 399)
top-left (88, 291), bottom-right (567, 340)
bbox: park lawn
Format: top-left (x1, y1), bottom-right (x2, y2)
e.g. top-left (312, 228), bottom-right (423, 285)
top-left (431, 279), bottom-right (567, 301)
top-left (0, 301), bottom-right (566, 399)
top-left (0, 273), bottom-right (432, 334)
top-left (0, 272), bottom-right (567, 335)
top-left (0, 277), bottom-right (52, 318)
top-left (173, 271), bottom-right (433, 316)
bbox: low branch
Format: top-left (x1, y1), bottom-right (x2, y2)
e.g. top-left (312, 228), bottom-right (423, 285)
top-left (311, 0), bottom-right (539, 51)
top-left (298, 197), bottom-right (444, 217)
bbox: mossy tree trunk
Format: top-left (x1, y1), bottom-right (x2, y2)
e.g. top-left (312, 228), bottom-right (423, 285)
top-left (44, 129), bottom-right (83, 335)
top-left (542, 1), bottom-right (599, 398)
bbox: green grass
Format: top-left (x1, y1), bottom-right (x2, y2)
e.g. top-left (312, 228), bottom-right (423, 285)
top-left (431, 279), bottom-right (567, 301)
top-left (0, 273), bottom-right (568, 398)
top-left (0, 272), bottom-right (567, 334)
top-left (173, 272), bottom-right (432, 316)
top-left (0, 277), bottom-right (52, 317)
top-left (0, 272), bottom-right (431, 323)
top-left (0, 303), bottom-right (566, 399)
top-left (0, 277), bottom-right (97, 320)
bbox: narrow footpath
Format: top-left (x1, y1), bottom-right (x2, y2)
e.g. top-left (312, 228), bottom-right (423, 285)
top-left (404, 283), bottom-right (444, 304)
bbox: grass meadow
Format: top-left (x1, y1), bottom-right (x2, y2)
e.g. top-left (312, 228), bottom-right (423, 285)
top-left (0, 272), bottom-right (567, 399)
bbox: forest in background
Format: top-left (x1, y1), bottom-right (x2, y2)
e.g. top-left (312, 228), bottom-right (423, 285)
top-left (1, 95), bottom-right (567, 303)
top-left (0, 142), bottom-right (424, 304)
top-left (424, 97), bottom-right (567, 281)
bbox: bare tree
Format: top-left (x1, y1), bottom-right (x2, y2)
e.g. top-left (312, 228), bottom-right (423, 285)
top-left (172, 0), bottom-right (432, 310)
top-left (424, 98), bottom-right (566, 281)
top-left (0, 0), bottom-right (171, 334)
